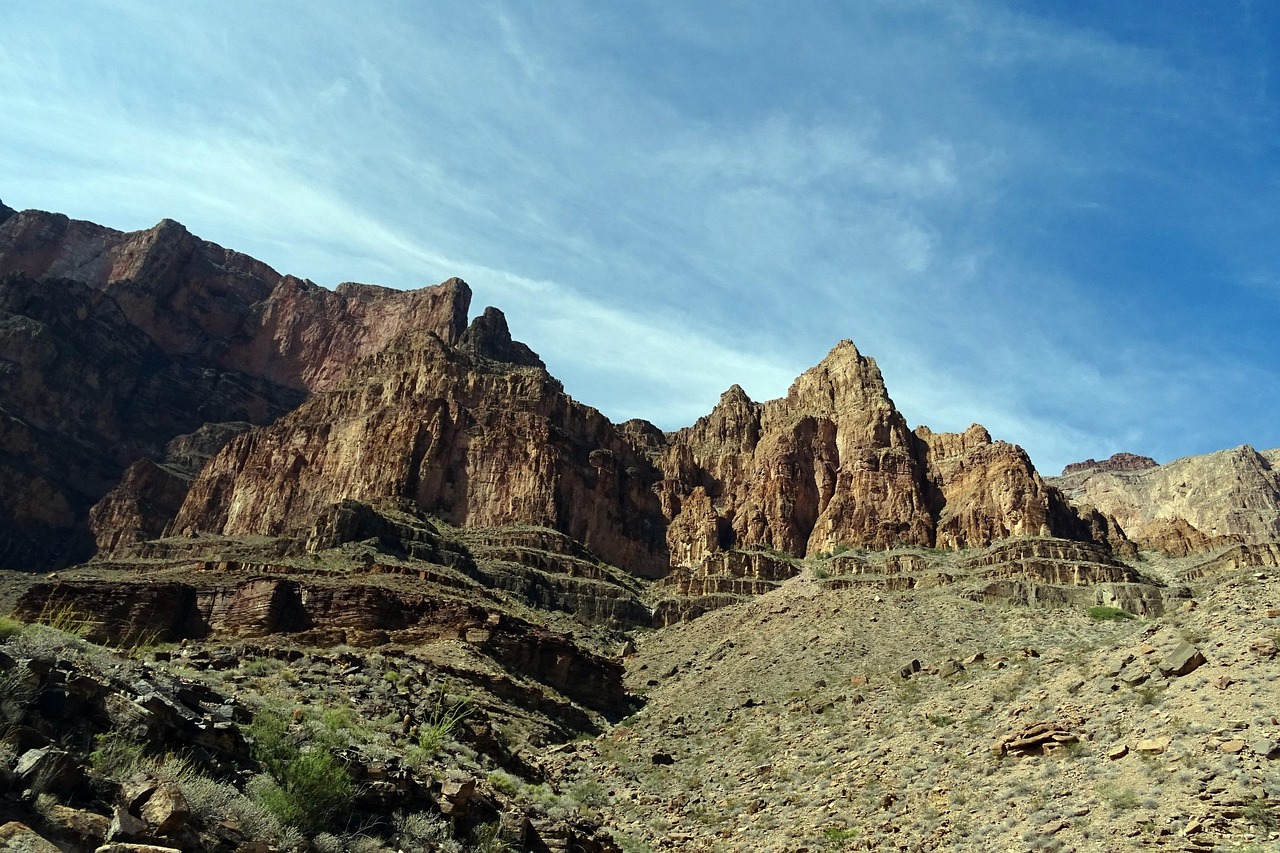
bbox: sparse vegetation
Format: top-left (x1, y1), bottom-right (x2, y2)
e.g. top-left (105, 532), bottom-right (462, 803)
top-left (413, 693), bottom-right (472, 757)
top-left (247, 709), bottom-right (356, 835)
top-left (1086, 605), bottom-right (1135, 621)
top-left (0, 614), bottom-right (24, 641)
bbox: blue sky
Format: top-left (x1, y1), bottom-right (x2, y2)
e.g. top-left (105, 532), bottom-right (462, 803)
top-left (3, 1), bottom-right (1278, 474)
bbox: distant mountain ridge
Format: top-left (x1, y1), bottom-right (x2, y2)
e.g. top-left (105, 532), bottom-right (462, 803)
top-left (1, 200), bottom-right (1276, 594)
top-left (0, 203), bottom-right (1112, 576)
top-left (1052, 445), bottom-right (1280, 556)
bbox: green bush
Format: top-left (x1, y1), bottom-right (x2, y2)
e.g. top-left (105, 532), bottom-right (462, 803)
top-left (1086, 606), bottom-right (1135, 621)
top-left (89, 730), bottom-right (147, 778)
top-left (247, 710), bottom-right (355, 835)
top-left (0, 615), bottom-right (24, 641)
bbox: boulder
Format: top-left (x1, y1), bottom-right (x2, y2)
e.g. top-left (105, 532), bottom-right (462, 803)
top-left (139, 782), bottom-right (190, 835)
top-left (14, 747), bottom-right (83, 796)
top-left (1158, 642), bottom-right (1206, 677)
top-left (0, 822), bottom-right (61, 853)
top-left (1135, 736), bottom-right (1171, 755)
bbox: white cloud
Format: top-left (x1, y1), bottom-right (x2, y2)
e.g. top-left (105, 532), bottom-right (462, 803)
top-left (2, 0), bottom-right (1277, 475)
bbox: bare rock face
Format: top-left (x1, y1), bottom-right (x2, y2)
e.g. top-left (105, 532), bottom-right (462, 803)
top-left (915, 423), bottom-right (1079, 549)
top-left (654, 343), bottom-right (1095, 562)
top-left (0, 206), bottom-right (472, 569)
top-left (0, 207), bottom-right (471, 393)
top-left (1061, 453), bottom-right (1158, 476)
top-left (657, 342), bottom-right (934, 556)
top-left (1052, 445), bottom-right (1280, 551)
top-left (0, 271), bottom-right (301, 569)
top-left (172, 316), bottom-right (670, 577)
top-left (89, 423), bottom-right (254, 557)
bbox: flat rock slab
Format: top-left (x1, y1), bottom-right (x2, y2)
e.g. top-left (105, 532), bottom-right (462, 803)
top-left (1135, 736), bottom-right (1171, 754)
top-left (1159, 641), bottom-right (1206, 677)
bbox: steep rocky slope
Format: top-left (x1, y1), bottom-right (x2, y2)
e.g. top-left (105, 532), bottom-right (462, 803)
top-left (546, 556), bottom-right (1280, 852)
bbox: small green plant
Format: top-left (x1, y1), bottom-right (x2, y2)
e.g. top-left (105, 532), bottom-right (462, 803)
top-left (468, 820), bottom-right (513, 852)
top-left (35, 601), bottom-right (93, 638)
top-left (486, 769), bottom-right (522, 796)
top-left (1097, 781), bottom-right (1140, 812)
top-left (569, 779), bottom-right (609, 808)
top-left (1243, 796), bottom-right (1276, 835)
top-left (0, 615), bottom-right (24, 641)
top-left (823, 826), bottom-right (860, 847)
top-left (416, 694), bottom-right (471, 755)
top-left (90, 730), bottom-right (148, 778)
top-left (247, 710), bottom-right (355, 836)
top-left (1087, 606), bottom-right (1134, 621)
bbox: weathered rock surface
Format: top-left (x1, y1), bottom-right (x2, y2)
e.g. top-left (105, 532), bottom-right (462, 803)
top-left (0, 271), bottom-right (302, 569)
top-left (1053, 445), bottom-right (1280, 552)
top-left (915, 423), bottom-right (1094, 550)
top-left (653, 343), bottom-right (1096, 567)
top-left (170, 317), bottom-right (670, 577)
top-left (0, 207), bottom-right (477, 570)
top-left (0, 207), bottom-right (471, 392)
top-left (1061, 453), bottom-right (1158, 475)
top-left (89, 422), bottom-right (253, 556)
top-left (12, 577), bottom-right (633, 717)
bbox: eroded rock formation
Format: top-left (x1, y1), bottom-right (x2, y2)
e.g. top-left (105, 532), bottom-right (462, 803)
top-left (1053, 445), bottom-right (1280, 553)
top-left (0, 205), bottom-right (474, 569)
top-left (170, 313), bottom-right (670, 577)
top-left (653, 342), bottom-right (1096, 566)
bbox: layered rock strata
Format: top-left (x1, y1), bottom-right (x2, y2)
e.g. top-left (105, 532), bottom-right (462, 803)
top-left (1, 204), bottom-right (1196, 628)
top-left (12, 577), bottom-right (632, 718)
top-left (169, 310), bottom-right (670, 578)
top-left (0, 205), bottom-right (474, 569)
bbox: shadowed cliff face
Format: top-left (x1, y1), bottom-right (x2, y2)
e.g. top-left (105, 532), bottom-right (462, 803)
top-left (0, 207), bottom-right (473, 570)
top-left (0, 271), bottom-right (302, 569)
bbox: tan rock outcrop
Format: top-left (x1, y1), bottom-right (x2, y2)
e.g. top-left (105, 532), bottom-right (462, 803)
top-left (657, 342), bottom-right (935, 557)
top-left (1061, 453), bottom-right (1157, 475)
top-left (90, 423), bottom-right (253, 556)
top-left (915, 423), bottom-right (1074, 549)
top-left (0, 207), bottom-right (472, 569)
top-left (654, 344), bottom-right (1098, 564)
top-left (1052, 444), bottom-right (1280, 550)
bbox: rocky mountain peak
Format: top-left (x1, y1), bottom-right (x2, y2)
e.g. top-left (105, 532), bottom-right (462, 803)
top-left (0, 199), bottom-right (14, 223)
top-left (459, 305), bottom-right (545, 368)
top-left (780, 338), bottom-right (893, 423)
top-left (1061, 452), bottom-right (1159, 476)
top-left (720, 383), bottom-right (753, 406)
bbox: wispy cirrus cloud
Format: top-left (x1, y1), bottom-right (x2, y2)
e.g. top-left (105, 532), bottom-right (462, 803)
top-left (2, 0), bottom-right (1278, 473)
